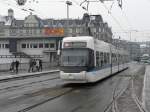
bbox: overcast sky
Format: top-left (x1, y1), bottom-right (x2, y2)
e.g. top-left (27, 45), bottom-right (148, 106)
top-left (0, 0), bottom-right (150, 42)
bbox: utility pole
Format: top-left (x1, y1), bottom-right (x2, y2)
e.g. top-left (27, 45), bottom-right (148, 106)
top-left (66, 1), bottom-right (72, 36)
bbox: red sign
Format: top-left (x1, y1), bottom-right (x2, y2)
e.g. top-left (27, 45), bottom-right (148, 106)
top-left (44, 28), bottom-right (64, 36)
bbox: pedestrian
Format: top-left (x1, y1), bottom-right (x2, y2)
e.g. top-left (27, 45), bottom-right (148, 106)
top-left (32, 59), bottom-right (36, 72)
top-left (28, 59), bottom-right (33, 72)
top-left (36, 59), bottom-right (40, 72)
top-left (39, 59), bottom-right (43, 72)
top-left (15, 60), bottom-right (20, 74)
top-left (10, 61), bottom-right (15, 73)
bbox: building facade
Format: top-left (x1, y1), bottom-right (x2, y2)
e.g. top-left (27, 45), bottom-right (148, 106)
top-left (113, 39), bottom-right (141, 60)
top-left (0, 9), bottom-right (113, 64)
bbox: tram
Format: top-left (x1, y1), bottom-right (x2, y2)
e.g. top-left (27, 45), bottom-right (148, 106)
top-left (60, 36), bottom-right (129, 83)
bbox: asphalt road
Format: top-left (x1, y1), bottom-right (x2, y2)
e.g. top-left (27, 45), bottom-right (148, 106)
top-left (0, 63), bottom-right (144, 112)
top-left (0, 72), bottom-right (61, 112)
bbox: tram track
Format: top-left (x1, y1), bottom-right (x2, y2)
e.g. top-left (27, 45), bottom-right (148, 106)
top-left (106, 65), bottom-right (147, 112)
top-left (104, 76), bottom-right (129, 112)
top-left (0, 70), bottom-right (59, 83)
top-left (0, 76), bottom-right (59, 93)
top-left (131, 66), bottom-right (147, 112)
top-left (104, 65), bottom-right (143, 112)
top-left (17, 86), bottom-right (75, 112)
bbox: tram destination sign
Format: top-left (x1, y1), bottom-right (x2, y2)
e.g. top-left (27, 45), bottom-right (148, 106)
top-left (64, 42), bottom-right (87, 48)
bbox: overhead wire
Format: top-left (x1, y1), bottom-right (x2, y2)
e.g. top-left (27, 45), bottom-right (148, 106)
top-left (98, 0), bottom-right (126, 31)
top-left (0, 0), bottom-right (132, 31)
top-left (0, 0), bottom-right (48, 18)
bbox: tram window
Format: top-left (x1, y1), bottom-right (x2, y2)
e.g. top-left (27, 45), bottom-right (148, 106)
top-left (104, 53), bottom-right (107, 65)
top-left (100, 52), bottom-right (104, 67)
top-left (96, 51), bottom-right (100, 67)
top-left (107, 53), bottom-right (109, 64)
top-left (112, 53), bottom-right (114, 63)
top-left (88, 50), bottom-right (94, 68)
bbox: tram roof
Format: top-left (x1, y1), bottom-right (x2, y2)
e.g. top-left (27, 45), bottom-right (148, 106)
top-left (63, 36), bottom-right (94, 42)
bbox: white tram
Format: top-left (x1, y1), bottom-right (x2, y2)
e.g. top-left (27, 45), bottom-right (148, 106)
top-left (60, 36), bottom-right (129, 83)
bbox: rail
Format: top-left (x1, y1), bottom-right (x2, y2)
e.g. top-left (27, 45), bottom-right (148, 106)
top-left (105, 65), bottom-right (147, 112)
top-left (131, 71), bottom-right (147, 112)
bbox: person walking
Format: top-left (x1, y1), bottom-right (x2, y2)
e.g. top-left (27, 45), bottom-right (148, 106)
top-left (10, 61), bottom-right (15, 73)
top-left (39, 59), bottom-right (43, 72)
top-left (28, 59), bottom-right (33, 72)
top-left (36, 59), bottom-right (40, 72)
top-left (15, 60), bottom-right (20, 74)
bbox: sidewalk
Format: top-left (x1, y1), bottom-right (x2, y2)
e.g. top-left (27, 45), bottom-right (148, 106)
top-left (143, 65), bottom-right (150, 112)
top-left (0, 67), bottom-right (59, 81)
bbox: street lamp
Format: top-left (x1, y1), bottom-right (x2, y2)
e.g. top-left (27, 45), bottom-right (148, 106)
top-left (66, 1), bottom-right (72, 36)
top-left (66, 1), bottom-right (72, 19)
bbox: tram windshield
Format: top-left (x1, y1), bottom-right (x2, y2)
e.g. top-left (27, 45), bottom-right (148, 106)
top-left (61, 49), bottom-right (88, 66)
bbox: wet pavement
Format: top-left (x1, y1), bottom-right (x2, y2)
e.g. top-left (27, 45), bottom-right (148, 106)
top-left (26, 63), bottom-right (143, 112)
top-left (117, 65), bottom-right (145, 112)
top-left (0, 72), bottom-right (61, 112)
top-left (0, 63), bottom-right (146, 112)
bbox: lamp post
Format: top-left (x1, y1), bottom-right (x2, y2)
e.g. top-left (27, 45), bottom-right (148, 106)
top-left (66, 1), bottom-right (72, 29)
top-left (66, 1), bottom-right (72, 19)
top-left (66, 1), bottom-right (72, 36)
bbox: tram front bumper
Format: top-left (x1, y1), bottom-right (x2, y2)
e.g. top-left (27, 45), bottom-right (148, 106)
top-left (60, 71), bottom-right (86, 81)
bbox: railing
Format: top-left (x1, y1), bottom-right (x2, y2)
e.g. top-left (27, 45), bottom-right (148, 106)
top-left (0, 62), bottom-right (58, 72)
top-left (0, 55), bottom-right (42, 58)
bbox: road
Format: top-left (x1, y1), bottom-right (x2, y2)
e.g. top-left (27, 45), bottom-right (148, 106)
top-left (0, 63), bottom-right (144, 112)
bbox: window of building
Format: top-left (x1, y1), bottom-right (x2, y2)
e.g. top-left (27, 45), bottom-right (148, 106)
top-left (39, 43), bottom-right (43, 48)
top-left (34, 29), bottom-right (37, 34)
top-left (29, 29), bottom-right (32, 34)
top-left (44, 43), bottom-right (49, 48)
top-left (22, 44), bottom-right (26, 48)
top-left (50, 43), bottom-right (55, 48)
top-left (0, 44), bottom-right (1, 48)
top-left (26, 23), bottom-right (29, 27)
top-left (5, 44), bottom-right (9, 48)
top-left (69, 29), bottom-right (72, 33)
top-left (30, 44), bottom-right (33, 48)
top-left (33, 44), bottom-right (38, 48)
top-left (26, 29), bottom-right (29, 34)
top-left (40, 29), bottom-right (42, 33)
top-left (2, 44), bottom-right (5, 48)
top-left (27, 44), bottom-right (29, 48)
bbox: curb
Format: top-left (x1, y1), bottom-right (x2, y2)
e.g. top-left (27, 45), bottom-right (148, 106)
top-left (0, 70), bottom-right (60, 82)
top-left (142, 66), bottom-right (148, 111)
